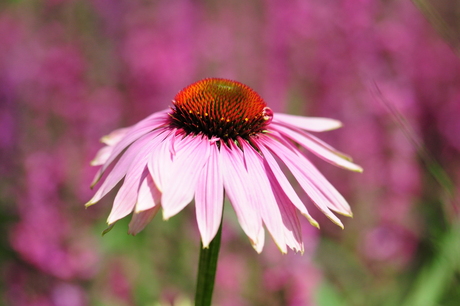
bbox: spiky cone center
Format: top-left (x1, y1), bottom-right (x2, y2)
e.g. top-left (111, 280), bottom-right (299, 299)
top-left (169, 78), bottom-right (273, 141)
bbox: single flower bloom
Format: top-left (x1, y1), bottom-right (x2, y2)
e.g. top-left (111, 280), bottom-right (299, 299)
top-left (87, 78), bottom-right (362, 253)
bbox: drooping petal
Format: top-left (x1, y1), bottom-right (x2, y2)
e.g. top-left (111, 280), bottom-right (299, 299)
top-left (106, 133), bottom-right (166, 224)
top-left (268, 132), bottom-right (353, 216)
top-left (249, 137), bottom-right (305, 253)
top-left (195, 140), bottom-right (224, 248)
top-left (292, 149), bottom-right (352, 216)
top-left (252, 225), bottom-right (265, 254)
top-left (269, 174), bottom-right (304, 253)
top-left (161, 135), bottom-right (210, 220)
top-left (270, 123), bottom-right (363, 172)
top-left (259, 135), bottom-right (345, 228)
top-left (100, 127), bottom-right (131, 146)
top-left (276, 195), bottom-right (304, 253)
top-left (256, 141), bottom-right (319, 228)
top-left (265, 167), bottom-right (304, 253)
top-left (86, 131), bottom-right (161, 207)
top-left (106, 170), bottom-right (143, 224)
top-left (135, 170), bottom-right (161, 213)
top-left (147, 130), bottom-right (175, 192)
top-left (220, 141), bottom-right (263, 250)
top-left (239, 139), bottom-right (287, 254)
top-left (92, 111), bottom-right (170, 186)
top-left (274, 113), bottom-right (342, 132)
top-left (91, 128), bottom-right (131, 166)
top-left (128, 205), bottom-right (161, 235)
top-left (90, 145), bottom-right (113, 166)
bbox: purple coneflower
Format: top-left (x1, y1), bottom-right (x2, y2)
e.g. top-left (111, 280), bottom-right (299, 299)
top-left (87, 78), bottom-right (362, 254)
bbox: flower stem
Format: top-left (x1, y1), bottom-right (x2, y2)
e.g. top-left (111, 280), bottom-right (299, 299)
top-left (194, 221), bottom-right (223, 306)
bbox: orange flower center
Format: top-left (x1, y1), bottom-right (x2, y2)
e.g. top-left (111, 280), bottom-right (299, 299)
top-left (169, 78), bottom-right (273, 140)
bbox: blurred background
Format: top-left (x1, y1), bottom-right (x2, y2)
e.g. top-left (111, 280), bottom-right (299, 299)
top-left (1, 0), bottom-right (460, 305)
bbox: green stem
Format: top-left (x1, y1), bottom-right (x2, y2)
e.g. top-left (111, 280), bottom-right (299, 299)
top-left (194, 221), bottom-right (223, 306)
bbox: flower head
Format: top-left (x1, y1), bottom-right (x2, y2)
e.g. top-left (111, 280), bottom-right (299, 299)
top-left (87, 78), bottom-right (362, 253)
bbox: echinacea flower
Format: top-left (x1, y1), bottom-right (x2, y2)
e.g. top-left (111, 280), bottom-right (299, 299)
top-left (87, 78), bottom-right (362, 254)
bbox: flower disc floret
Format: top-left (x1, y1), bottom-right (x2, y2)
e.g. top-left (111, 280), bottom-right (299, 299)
top-left (169, 78), bottom-right (273, 140)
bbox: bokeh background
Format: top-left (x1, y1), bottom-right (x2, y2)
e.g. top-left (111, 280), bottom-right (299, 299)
top-left (1, 0), bottom-right (460, 305)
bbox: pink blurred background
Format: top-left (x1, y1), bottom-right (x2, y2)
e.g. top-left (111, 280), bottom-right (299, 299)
top-left (1, 0), bottom-right (459, 305)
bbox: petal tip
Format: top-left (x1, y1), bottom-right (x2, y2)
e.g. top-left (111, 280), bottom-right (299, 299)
top-left (107, 213), bottom-right (124, 226)
top-left (85, 201), bottom-right (95, 208)
top-left (334, 208), bottom-right (353, 218)
top-left (347, 163), bottom-right (364, 173)
top-left (343, 211), bottom-right (353, 218)
top-left (200, 235), bottom-right (213, 249)
top-left (127, 230), bottom-right (136, 236)
top-left (102, 223), bottom-right (116, 236)
top-left (310, 220), bottom-right (320, 229)
top-left (162, 211), bottom-right (170, 221)
top-left (327, 119), bottom-right (343, 130)
top-left (90, 159), bottom-right (100, 166)
top-left (100, 135), bottom-right (110, 143)
top-left (328, 215), bottom-right (344, 229)
top-left (250, 239), bottom-right (264, 254)
top-left (299, 247), bottom-right (305, 255)
top-left (302, 214), bottom-right (320, 229)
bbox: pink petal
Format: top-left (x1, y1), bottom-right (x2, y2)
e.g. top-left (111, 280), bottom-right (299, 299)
top-left (267, 133), bottom-right (352, 216)
top-left (92, 127), bottom-right (130, 167)
top-left (100, 127), bottom-right (131, 146)
top-left (293, 151), bottom-right (352, 216)
top-left (195, 141), bottom-right (224, 248)
top-left (259, 135), bottom-right (345, 228)
top-left (90, 145), bottom-right (113, 166)
top-left (147, 131), bottom-right (176, 192)
top-left (161, 135), bottom-right (210, 220)
top-left (106, 133), bottom-right (166, 224)
top-left (257, 142), bottom-right (319, 228)
top-left (128, 205), bottom-right (161, 235)
top-left (270, 123), bottom-right (363, 172)
top-left (266, 171), bottom-right (304, 253)
top-left (92, 111), bottom-right (169, 186)
top-left (240, 139), bottom-right (287, 254)
top-left (135, 171), bottom-right (161, 213)
top-left (86, 131), bottom-right (161, 207)
top-left (220, 141), bottom-right (263, 249)
top-left (274, 113), bottom-right (342, 132)
top-left (252, 226), bottom-right (265, 254)
top-left (106, 169), bottom-right (143, 225)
